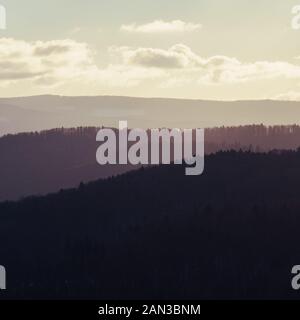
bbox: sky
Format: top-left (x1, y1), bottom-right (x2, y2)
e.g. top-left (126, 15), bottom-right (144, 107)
top-left (1, 0), bottom-right (300, 100)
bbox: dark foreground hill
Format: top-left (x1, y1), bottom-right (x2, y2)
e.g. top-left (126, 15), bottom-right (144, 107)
top-left (1, 150), bottom-right (300, 299)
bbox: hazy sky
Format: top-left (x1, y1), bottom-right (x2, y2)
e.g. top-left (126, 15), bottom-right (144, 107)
top-left (1, 0), bottom-right (300, 100)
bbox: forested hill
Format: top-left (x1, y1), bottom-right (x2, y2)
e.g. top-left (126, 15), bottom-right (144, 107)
top-left (1, 150), bottom-right (300, 299)
top-left (1, 124), bottom-right (300, 201)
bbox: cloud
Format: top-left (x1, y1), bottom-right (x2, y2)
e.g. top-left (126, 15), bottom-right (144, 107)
top-left (2, 38), bottom-right (300, 95)
top-left (0, 38), bottom-right (167, 89)
top-left (111, 44), bottom-right (201, 69)
top-left (273, 91), bottom-right (300, 101)
top-left (0, 38), bottom-right (94, 85)
top-left (120, 20), bottom-right (202, 33)
top-left (112, 44), bottom-right (300, 85)
top-left (34, 44), bottom-right (71, 56)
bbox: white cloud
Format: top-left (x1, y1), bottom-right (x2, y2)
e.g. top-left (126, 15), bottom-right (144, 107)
top-left (0, 38), bottom-right (166, 89)
top-left (273, 91), bottom-right (300, 101)
top-left (2, 38), bottom-right (300, 94)
top-left (111, 44), bottom-right (201, 69)
top-left (120, 20), bottom-right (202, 33)
top-left (112, 44), bottom-right (300, 85)
top-left (0, 38), bottom-right (94, 85)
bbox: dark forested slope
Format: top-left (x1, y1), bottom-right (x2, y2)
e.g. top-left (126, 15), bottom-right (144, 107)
top-left (1, 150), bottom-right (300, 299)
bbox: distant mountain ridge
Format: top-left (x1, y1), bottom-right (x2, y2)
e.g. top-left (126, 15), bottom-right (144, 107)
top-left (1, 95), bottom-right (300, 136)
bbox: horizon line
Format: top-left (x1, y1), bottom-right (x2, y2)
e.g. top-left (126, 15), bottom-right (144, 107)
top-left (0, 94), bottom-right (300, 104)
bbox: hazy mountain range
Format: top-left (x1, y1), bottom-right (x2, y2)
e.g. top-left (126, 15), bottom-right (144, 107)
top-left (1, 95), bottom-right (300, 136)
